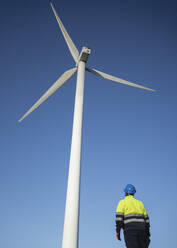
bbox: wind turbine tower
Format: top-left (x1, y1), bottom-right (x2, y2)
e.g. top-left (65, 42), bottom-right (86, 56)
top-left (19, 3), bottom-right (155, 248)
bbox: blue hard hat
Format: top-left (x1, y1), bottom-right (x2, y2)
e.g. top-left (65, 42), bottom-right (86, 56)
top-left (124, 184), bottom-right (136, 194)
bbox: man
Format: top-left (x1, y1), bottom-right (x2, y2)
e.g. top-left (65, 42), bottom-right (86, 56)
top-left (115, 184), bottom-right (150, 248)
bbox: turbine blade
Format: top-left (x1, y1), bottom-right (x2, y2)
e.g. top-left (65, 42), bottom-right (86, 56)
top-left (86, 67), bottom-right (155, 92)
top-left (50, 3), bottom-right (79, 63)
top-left (19, 67), bottom-right (77, 122)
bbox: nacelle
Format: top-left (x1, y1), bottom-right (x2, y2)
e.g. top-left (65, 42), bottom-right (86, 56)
top-left (78, 47), bottom-right (91, 63)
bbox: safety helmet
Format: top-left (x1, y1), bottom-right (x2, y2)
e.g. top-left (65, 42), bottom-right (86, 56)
top-left (124, 184), bottom-right (136, 194)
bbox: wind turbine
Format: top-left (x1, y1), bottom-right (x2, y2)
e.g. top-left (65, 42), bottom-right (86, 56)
top-left (19, 3), bottom-right (155, 248)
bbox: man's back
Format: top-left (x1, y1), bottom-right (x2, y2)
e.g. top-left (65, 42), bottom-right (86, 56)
top-left (116, 195), bottom-right (149, 231)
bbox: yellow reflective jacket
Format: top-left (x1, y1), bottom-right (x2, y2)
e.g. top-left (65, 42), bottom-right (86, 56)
top-left (116, 195), bottom-right (150, 232)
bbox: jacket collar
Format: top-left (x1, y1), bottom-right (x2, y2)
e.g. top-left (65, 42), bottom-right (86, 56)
top-left (125, 195), bottom-right (134, 198)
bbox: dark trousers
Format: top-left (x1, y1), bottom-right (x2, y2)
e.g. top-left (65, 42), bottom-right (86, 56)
top-left (124, 230), bottom-right (150, 248)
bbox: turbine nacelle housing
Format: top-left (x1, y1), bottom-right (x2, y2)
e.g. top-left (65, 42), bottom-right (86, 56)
top-left (78, 46), bottom-right (91, 64)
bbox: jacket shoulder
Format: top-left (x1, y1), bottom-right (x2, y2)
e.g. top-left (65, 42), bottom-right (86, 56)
top-left (136, 198), bottom-right (145, 207)
top-left (116, 199), bottom-right (125, 212)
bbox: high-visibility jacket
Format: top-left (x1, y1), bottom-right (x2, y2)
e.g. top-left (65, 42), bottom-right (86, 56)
top-left (116, 195), bottom-right (150, 232)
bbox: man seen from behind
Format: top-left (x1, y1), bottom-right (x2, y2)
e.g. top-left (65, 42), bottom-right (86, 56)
top-left (115, 184), bottom-right (150, 248)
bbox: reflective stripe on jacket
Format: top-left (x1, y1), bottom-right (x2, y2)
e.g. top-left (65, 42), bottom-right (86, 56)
top-left (116, 195), bottom-right (150, 232)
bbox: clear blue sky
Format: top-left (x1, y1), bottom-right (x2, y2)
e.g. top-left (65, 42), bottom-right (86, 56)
top-left (2, 0), bottom-right (177, 247)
